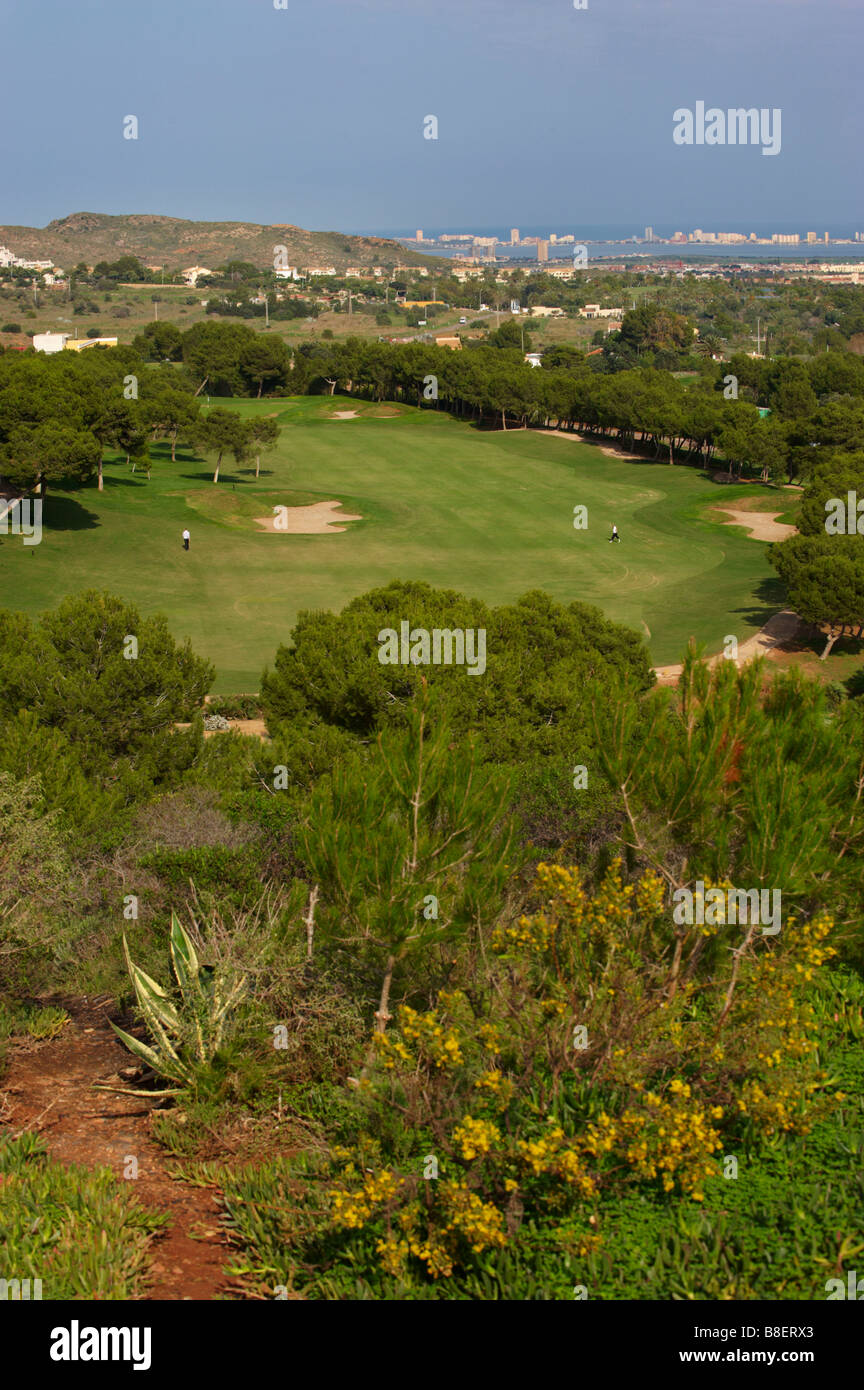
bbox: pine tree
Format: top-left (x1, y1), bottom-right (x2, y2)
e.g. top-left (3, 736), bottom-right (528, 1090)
top-left (300, 688), bottom-right (516, 1029)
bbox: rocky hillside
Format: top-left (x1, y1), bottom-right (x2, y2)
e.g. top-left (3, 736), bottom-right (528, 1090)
top-left (0, 212), bottom-right (440, 273)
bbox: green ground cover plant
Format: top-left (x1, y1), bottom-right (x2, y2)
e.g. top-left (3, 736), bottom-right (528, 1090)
top-left (0, 1133), bottom-right (166, 1300)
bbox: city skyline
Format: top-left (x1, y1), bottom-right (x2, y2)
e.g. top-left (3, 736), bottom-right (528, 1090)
top-left (400, 227), bottom-right (863, 244)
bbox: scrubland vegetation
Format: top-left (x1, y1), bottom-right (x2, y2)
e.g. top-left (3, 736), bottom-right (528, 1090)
top-left (0, 578), bottom-right (862, 1299)
top-left (2, 275), bottom-right (864, 1300)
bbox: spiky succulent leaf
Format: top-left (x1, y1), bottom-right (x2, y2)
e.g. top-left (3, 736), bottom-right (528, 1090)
top-left (109, 1022), bottom-right (192, 1085)
top-left (121, 938), bottom-right (184, 1067)
top-left (170, 914), bottom-right (208, 1057)
top-left (170, 913), bottom-right (203, 1004)
top-left (210, 976), bottom-right (249, 1049)
top-left (128, 962), bottom-right (182, 1035)
top-left (123, 937), bottom-right (182, 1032)
top-left (94, 1082), bottom-right (186, 1099)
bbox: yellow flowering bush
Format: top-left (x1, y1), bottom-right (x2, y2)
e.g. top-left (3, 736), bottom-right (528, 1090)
top-left (323, 861), bottom-right (842, 1282)
top-left (331, 1167), bottom-right (405, 1230)
top-left (373, 1002), bottom-right (464, 1071)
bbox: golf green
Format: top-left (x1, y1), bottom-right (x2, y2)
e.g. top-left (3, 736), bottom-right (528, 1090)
top-left (0, 396), bottom-right (785, 691)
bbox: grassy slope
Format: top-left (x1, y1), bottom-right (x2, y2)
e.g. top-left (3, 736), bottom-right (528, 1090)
top-left (0, 397), bottom-right (783, 691)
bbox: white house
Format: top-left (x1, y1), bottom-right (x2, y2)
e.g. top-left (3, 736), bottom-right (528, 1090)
top-left (33, 331), bottom-right (70, 354)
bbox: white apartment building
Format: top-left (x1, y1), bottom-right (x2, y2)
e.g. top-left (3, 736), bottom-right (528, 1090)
top-left (0, 245), bottom-right (54, 271)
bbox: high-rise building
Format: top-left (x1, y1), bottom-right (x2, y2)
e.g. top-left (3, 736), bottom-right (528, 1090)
top-left (824, 232), bottom-right (830, 243)
top-left (510, 228), bottom-right (520, 244)
top-left (416, 230), bottom-right (424, 241)
top-left (537, 240), bottom-right (549, 262)
top-left (644, 226), bottom-right (654, 241)
top-left (806, 232), bottom-right (818, 243)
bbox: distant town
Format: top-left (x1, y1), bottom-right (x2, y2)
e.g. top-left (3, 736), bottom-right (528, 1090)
top-left (401, 226), bottom-right (864, 259)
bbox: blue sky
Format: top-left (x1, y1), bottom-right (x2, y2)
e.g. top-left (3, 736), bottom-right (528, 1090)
top-left (0, 0), bottom-right (860, 232)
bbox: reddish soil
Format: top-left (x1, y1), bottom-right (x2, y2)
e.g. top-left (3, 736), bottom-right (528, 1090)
top-left (1, 997), bottom-right (232, 1300)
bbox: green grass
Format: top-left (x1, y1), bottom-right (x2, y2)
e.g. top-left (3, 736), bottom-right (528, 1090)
top-left (1, 396), bottom-right (785, 691)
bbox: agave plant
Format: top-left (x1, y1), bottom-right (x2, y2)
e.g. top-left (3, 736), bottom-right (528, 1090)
top-left (109, 913), bottom-right (247, 1097)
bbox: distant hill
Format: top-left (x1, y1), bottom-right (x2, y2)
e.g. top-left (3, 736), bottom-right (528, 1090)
top-left (0, 212), bottom-right (442, 274)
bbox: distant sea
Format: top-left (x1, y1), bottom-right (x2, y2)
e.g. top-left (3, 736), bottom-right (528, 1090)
top-left (350, 225), bottom-right (864, 263)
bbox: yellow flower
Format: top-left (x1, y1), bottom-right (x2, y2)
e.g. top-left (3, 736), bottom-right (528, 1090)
top-left (452, 1115), bottom-right (500, 1162)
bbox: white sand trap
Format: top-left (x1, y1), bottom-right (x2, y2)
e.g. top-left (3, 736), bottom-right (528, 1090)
top-left (654, 609), bottom-right (803, 684)
top-left (329, 410), bottom-right (359, 419)
top-left (713, 507), bottom-right (797, 542)
top-left (535, 429), bottom-right (647, 461)
top-left (254, 500), bottom-right (362, 534)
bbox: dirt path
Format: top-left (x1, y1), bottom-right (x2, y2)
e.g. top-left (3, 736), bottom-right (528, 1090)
top-left (1, 997), bottom-right (232, 1300)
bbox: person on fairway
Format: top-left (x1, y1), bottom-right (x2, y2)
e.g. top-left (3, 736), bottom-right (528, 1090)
top-left (609, 524), bottom-right (620, 543)
top-left (182, 528), bottom-right (190, 551)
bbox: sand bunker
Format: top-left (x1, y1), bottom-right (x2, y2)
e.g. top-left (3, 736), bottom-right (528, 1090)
top-left (713, 507), bottom-right (797, 542)
top-left (654, 609), bottom-right (804, 685)
top-left (329, 410), bottom-right (359, 419)
top-left (254, 500), bottom-right (362, 534)
top-left (535, 429), bottom-right (646, 461)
